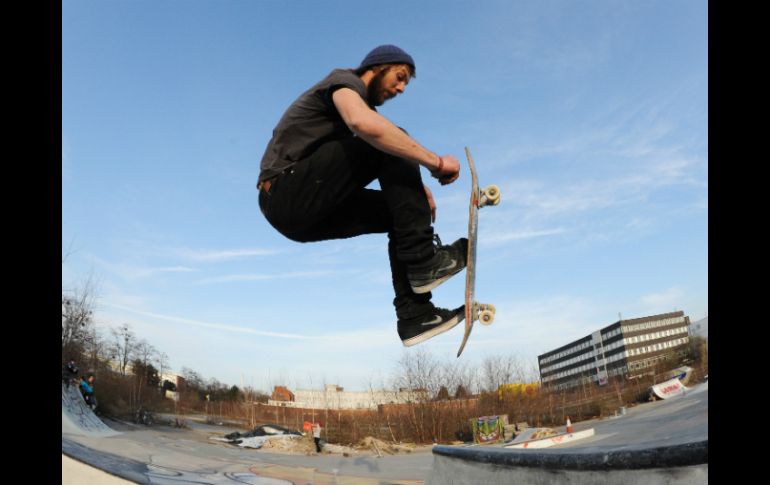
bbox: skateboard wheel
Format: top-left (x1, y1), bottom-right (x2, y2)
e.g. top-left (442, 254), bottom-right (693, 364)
top-left (479, 309), bottom-right (495, 325)
top-left (483, 185), bottom-right (501, 206)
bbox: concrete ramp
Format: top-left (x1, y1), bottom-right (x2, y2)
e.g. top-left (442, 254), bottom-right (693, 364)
top-left (61, 383), bottom-right (120, 437)
top-left (62, 454), bottom-right (137, 485)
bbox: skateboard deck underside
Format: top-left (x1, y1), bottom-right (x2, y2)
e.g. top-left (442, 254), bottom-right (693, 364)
top-left (458, 147), bottom-right (479, 357)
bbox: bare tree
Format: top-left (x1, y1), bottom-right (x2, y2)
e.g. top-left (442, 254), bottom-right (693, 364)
top-left (134, 339), bottom-right (157, 369)
top-left (442, 359), bottom-right (479, 398)
top-left (110, 324), bottom-right (137, 377)
top-left (481, 354), bottom-right (528, 393)
top-left (157, 351), bottom-right (170, 384)
top-left (61, 237), bottom-right (81, 265)
top-left (82, 325), bottom-right (107, 371)
top-left (481, 355), bottom-right (508, 392)
top-left (181, 367), bottom-right (205, 394)
top-left (391, 348), bottom-right (445, 442)
top-left (392, 348), bottom-right (441, 400)
top-left (61, 273), bottom-right (98, 356)
top-left (524, 359), bottom-right (542, 384)
top-left (131, 339), bottom-right (158, 404)
top-left (689, 336), bottom-right (708, 378)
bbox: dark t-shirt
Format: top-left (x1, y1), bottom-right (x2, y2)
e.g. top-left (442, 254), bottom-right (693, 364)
top-left (258, 69), bottom-right (369, 182)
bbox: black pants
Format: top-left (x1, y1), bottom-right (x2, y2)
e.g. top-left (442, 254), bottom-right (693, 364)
top-left (314, 437), bottom-right (321, 452)
top-left (258, 137), bottom-right (435, 319)
top-left (83, 393), bottom-right (97, 409)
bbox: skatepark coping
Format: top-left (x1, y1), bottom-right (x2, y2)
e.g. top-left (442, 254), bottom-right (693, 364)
top-left (431, 440), bottom-right (707, 470)
top-left (426, 440), bottom-right (708, 485)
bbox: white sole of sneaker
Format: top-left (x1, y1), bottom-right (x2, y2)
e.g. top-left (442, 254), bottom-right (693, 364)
top-left (410, 269), bottom-right (464, 294)
top-left (401, 315), bottom-right (463, 347)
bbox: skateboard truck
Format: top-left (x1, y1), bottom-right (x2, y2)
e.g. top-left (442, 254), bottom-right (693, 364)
top-left (478, 185), bottom-right (501, 208)
top-left (474, 302), bottom-right (496, 326)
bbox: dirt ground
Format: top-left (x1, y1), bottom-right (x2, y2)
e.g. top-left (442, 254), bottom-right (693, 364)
top-left (117, 415), bottom-right (436, 457)
top-left (234, 434), bottom-right (434, 456)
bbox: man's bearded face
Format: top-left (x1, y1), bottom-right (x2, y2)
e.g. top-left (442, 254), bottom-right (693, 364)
top-left (367, 65), bottom-right (411, 107)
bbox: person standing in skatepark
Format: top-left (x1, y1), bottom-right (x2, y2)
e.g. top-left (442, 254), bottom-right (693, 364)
top-left (313, 421), bottom-right (323, 453)
top-left (257, 45), bottom-right (467, 346)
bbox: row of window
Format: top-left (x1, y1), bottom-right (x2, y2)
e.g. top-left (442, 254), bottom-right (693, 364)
top-left (602, 327), bottom-right (622, 339)
top-left (541, 352), bottom-right (590, 373)
top-left (627, 337), bottom-right (688, 357)
top-left (541, 335), bottom-right (629, 374)
top-left (623, 316), bottom-right (685, 334)
top-left (542, 336), bottom-right (689, 383)
top-left (540, 340), bottom-right (592, 364)
top-left (625, 327), bottom-right (688, 345)
top-left (627, 350), bottom-right (686, 371)
top-left (552, 366), bottom-right (625, 391)
top-left (542, 348), bottom-right (626, 383)
top-left (596, 338), bottom-right (625, 355)
top-left (540, 316), bottom-right (685, 365)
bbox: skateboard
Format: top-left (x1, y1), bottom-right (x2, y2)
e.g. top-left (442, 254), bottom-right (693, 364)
top-left (457, 147), bottom-right (500, 357)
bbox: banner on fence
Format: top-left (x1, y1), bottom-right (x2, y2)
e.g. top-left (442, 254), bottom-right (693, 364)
top-left (650, 378), bottom-right (688, 400)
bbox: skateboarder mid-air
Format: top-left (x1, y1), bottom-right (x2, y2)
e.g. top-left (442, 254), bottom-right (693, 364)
top-left (257, 45), bottom-right (467, 346)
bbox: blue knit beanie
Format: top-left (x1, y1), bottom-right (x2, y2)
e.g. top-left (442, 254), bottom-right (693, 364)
top-left (358, 45), bottom-right (415, 71)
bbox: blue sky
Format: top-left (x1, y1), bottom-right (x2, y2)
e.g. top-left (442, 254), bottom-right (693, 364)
top-left (62, 0), bottom-right (708, 392)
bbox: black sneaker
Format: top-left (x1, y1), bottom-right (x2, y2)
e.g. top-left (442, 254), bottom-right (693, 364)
top-left (407, 236), bottom-right (468, 294)
top-left (398, 305), bottom-right (465, 347)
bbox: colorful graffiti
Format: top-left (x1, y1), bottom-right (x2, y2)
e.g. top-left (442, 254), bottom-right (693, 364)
top-left (472, 416), bottom-right (504, 444)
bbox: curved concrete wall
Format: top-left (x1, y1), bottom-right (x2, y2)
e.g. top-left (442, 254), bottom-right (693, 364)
top-left (427, 440), bottom-right (707, 485)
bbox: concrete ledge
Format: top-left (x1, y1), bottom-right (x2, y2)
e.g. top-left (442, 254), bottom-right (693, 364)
top-left (427, 441), bottom-right (707, 485)
top-left (62, 439), bottom-right (151, 484)
top-left (433, 440), bottom-right (707, 470)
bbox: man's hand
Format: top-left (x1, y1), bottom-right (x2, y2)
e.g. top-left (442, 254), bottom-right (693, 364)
top-left (430, 154), bottom-right (460, 185)
top-left (424, 184), bottom-right (437, 223)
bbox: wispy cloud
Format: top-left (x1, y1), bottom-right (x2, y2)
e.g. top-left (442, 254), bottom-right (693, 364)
top-left (96, 280), bottom-right (154, 313)
top-left (457, 150), bottom-right (702, 245)
top-left (195, 270), bottom-right (355, 285)
top-left (175, 247), bottom-right (285, 262)
top-left (435, 118), bottom-right (704, 235)
top-left (284, 324), bottom-right (398, 354)
top-left (156, 266), bottom-right (197, 273)
top-left (84, 245), bottom-right (293, 281)
top-left (484, 228), bottom-right (566, 245)
top-left (101, 302), bottom-right (330, 340)
top-left (87, 254), bottom-right (198, 281)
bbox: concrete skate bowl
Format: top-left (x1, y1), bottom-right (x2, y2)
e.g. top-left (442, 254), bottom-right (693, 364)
top-left (427, 440), bottom-right (707, 485)
top-left (61, 383), bottom-right (120, 437)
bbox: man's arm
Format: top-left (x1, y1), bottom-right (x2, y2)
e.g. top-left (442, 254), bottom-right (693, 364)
top-left (332, 88), bottom-right (459, 184)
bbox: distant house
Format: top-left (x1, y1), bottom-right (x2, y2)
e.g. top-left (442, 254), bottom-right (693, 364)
top-left (267, 384), bottom-right (421, 410)
top-left (158, 373), bottom-right (186, 392)
top-left (271, 386), bottom-right (295, 403)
